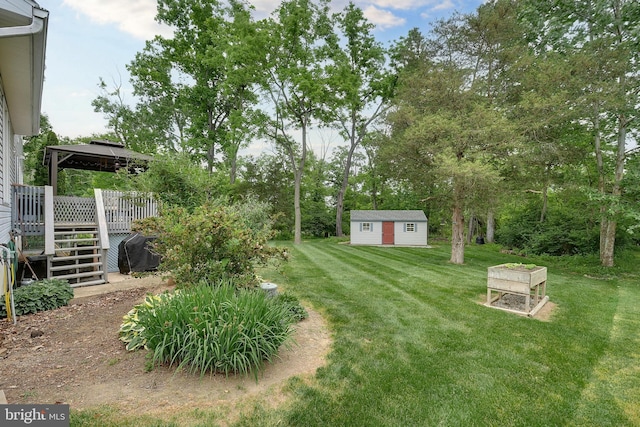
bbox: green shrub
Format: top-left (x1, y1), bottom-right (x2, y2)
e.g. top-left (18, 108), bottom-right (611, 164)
top-left (132, 153), bottom-right (222, 212)
top-left (496, 193), bottom-right (600, 255)
top-left (0, 279), bottom-right (73, 318)
top-left (130, 281), bottom-right (295, 377)
top-left (152, 197), bottom-right (287, 288)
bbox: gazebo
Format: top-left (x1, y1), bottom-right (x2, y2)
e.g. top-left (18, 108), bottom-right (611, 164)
top-left (44, 140), bottom-right (153, 195)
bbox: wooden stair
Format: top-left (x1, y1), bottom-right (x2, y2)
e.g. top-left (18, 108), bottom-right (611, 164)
top-left (48, 223), bottom-right (106, 287)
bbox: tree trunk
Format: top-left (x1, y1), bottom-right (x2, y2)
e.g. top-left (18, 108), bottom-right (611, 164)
top-left (294, 168), bottom-right (302, 244)
top-left (467, 215), bottom-right (475, 244)
top-left (486, 210), bottom-right (495, 243)
top-left (371, 179), bottom-right (378, 210)
top-left (540, 165), bottom-right (550, 223)
top-left (227, 142), bottom-right (239, 185)
top-left (336, 110), bottom-right (363, 237)
top-left (450, 184), bottom-right (465, 264)
top-left (293, 120), bottom-right (309, 245)
top-left (335, 196), bottom-right (344, 237)
top-left (335, 143), bottom-right (357, 237)
top-left (601, 220), bottom-right (616, 267)
top-left (206, 143), bottom-right (216, 174)
top-left (335, 167), bottom-right (349, 238)
top-left (229, 153), bottom-right (237, 185)
top-left (600, 114), bottom-right (628, 266)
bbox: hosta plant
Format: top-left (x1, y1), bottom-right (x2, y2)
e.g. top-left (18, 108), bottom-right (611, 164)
top-left (0, 279), bottom-right (73, 318)
top-left (119, 291), bottom-right (177, 351)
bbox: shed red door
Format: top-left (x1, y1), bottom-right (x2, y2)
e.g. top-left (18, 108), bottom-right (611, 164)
top-left (382, 221), bottom-right (395, 245)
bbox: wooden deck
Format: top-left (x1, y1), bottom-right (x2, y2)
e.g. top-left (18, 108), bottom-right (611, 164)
top-left (11, 185), bottom-right (157, 285)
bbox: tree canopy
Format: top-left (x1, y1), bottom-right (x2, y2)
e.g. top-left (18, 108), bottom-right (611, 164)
top-left (75, 0), bottom-right (640, 265)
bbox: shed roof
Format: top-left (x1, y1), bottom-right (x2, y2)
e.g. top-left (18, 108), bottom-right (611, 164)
top-left (351, 210), bottom-right (427, 222)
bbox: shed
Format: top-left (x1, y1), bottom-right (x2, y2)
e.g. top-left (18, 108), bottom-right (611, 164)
top-left (350, 210), bottom-right (428, 246)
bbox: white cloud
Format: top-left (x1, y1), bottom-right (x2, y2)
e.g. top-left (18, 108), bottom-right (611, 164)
top-left (369, 0), bottom-right (435, 11)
top-left (362, 6), bottom-right (406, 29)
top-left (63, 0), bottom-right (172, 40)
top-left (432, 0), bottom-right (456, 11)
top-left (247, 0), bottom-right (281, 18)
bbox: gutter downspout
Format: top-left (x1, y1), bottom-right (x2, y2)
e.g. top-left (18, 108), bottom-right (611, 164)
top-left (0, 8), bottom-right (47, 38)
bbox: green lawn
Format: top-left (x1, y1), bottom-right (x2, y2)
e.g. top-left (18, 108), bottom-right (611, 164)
top-left (71, 241), bottom-right (640, 426)
top-left (239, 241), bottom-right (640, 427)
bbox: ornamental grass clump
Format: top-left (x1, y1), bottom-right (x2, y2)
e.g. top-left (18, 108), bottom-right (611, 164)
top-left (136, 281), bottom-right (295, 377)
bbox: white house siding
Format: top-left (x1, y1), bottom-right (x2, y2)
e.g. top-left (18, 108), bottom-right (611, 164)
top-left (393, 221), bottom-right (428, 246)
top-left (0, 89), bottom-right (12, 243)
top-left (350, 221), bottom-right (383, 245)
top-left (0, 1), bottom-right (48, 245)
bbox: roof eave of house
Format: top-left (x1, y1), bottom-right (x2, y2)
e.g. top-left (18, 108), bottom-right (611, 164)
top-left (0, 3), bottom-right (48, 136)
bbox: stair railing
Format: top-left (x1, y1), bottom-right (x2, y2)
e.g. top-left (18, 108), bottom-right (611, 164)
top-left (94, 189), bottom-right (110, 283)
top-left (44, 186), bottom-right (54, 256)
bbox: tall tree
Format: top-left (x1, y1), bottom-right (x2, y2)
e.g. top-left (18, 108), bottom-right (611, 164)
top-left (259, 0), bottom-right (333, 244)
top-left (95, 0), bottom-right (262, 178)
top-left (125, 43), bottom-right (190, 154)
top-left (327, 3), bottom-right (395, 237)
top-left (388, 13), bottom-right (517, 264)
top-left (157, 0), bottom-right (261, 173)
top-left (520, 0), bottom-right (640, 266)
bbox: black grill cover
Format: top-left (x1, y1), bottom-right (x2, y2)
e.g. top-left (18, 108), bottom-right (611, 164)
top-left (118, 233), bottom-right (160, 274)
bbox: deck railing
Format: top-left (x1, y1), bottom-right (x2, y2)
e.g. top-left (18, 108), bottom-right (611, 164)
top-left (101, 190), bottom-right (158, 233)
top-left (11, 185), bottom-right (158, 238)
top-left (12, 185), bottom-right (46, 235)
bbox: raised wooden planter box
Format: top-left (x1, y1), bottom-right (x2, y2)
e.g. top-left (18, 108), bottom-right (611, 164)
top-left (486, 264), bottom-right (548, 316)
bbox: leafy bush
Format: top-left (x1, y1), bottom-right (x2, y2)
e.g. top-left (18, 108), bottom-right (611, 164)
top-left (128, 281), bottom-right (295, 377)
top-left (275, 292), bottom-right (309, 322)
top-left (132, 153), bottom-right (225, 212)
top-left (0, 279), bottom-right (73, 318)
top-left (496, 193), bottom-right (600, 256)
top-left (152, 197), bottom-right (287, 288)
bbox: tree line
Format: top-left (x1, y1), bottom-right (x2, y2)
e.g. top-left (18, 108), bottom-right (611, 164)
top-left (26, 0), bottom-right (639, 267)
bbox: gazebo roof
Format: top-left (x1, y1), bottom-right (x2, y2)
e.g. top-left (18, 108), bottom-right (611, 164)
top-left (44, 140), bottom-right (153, 173)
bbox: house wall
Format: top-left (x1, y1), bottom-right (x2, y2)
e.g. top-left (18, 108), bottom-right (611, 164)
top-left (350, 220), bottom-right (428, 246)
top-left (0, 83), bottom-right (14, 244)
top-left (350, 220), bottom-right (383, 245)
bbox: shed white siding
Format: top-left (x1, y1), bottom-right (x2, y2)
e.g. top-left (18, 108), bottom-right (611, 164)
top-left (351, 220), bottom-right (383, 245)
top-left (350, 210), bottom-right (428, 247)
top-left (393, 221), bottom-right (427, 246)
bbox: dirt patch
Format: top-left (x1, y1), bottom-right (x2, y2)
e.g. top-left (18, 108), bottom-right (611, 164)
top-left (0, 276), bottom-right (331, 419)
top-left (479, 293), bottom-right (557, 321)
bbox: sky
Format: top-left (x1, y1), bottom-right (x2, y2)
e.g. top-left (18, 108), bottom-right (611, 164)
top-left (38, 0), bottom-right (485, 141)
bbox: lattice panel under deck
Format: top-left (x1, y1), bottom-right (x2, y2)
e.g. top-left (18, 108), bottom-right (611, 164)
top-left (53, 196), bottom-right (96, 224)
